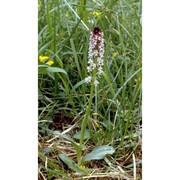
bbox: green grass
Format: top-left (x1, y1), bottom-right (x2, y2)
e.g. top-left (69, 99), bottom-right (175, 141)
top-left (38, 0), bottom-right (142, 179)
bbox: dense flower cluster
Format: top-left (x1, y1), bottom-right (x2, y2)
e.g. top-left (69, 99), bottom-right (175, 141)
top-left (85, 27), bottom-right (105, 87)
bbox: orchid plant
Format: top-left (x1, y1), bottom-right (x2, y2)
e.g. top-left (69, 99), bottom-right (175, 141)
top-left (54, 27), bottom-right (114, 168)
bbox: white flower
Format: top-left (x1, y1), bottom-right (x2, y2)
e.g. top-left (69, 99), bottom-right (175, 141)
top-left (93, 50), bottom-right (98, 56)
top-left (97, 66), bottom-right (103, 76)
top-left (94, 79), bottom-right (99, 87)
top-left (87, 66), bottom-right (92, 72)
top-left (85, 76), bottom-right (92, 83)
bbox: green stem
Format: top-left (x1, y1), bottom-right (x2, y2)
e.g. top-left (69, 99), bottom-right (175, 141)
top-left (79, 74), bottom-right (95, 165)
top-left (95, 85), bottom-right (98, 119)
top-left (80, 82), bottom-right (94, 147)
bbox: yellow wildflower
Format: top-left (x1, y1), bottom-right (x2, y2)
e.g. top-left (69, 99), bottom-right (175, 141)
top-left (91, 11), bottom-right (101, 18)
top-left (112, 52), bottom-right (118, 57)
top-left (46, 60), bottom-right (54, 66)
top-left (38, 3), bottom-right (42, 8)
top-left (39, 55), bottom-right (49, 63)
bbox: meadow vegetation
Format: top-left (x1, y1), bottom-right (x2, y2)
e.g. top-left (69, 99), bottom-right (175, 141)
top-left (38, 0), bottom-right (142, 179)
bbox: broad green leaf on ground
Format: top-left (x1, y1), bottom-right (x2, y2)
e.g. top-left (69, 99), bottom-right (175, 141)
top-left (59, 154), bottom-right (77, 171)
top-left (73, 129), bottom-right (90, 140)
top-left (53, 131), bottom-right (81, 155)
top-left (82, 145), bottom-right (115, 162)
top-left (59, 154), bottom-right (86, 173)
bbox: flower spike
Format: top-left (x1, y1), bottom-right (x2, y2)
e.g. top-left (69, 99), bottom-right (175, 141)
top-left (85, 27), bottom-right (105, 87)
